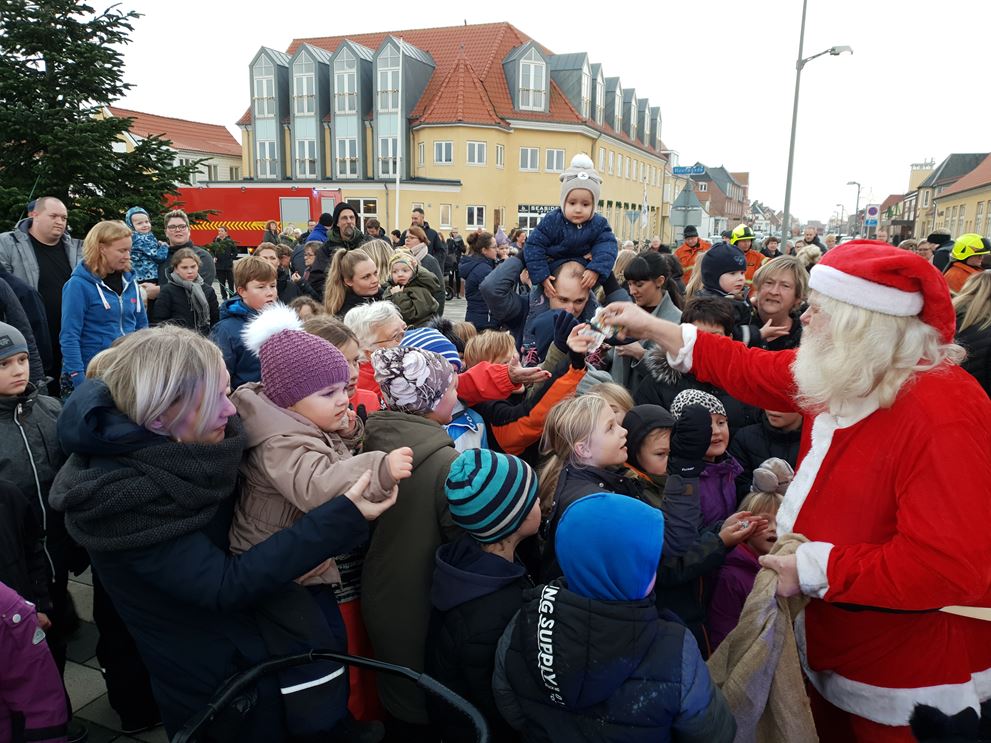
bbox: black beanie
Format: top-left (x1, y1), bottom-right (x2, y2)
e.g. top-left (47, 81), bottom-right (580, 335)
top-left (623, 405), bottom-right (676, 472)
top-left (683, 225), bottom-right (699, 238)
top-left (331, 202), bottom-right (358, 230)
top-left (318, 212), bottom-right (334, 227)
top-left (927, 231), bottom-right (951, 246)
top-left (700, 242), bottom-right (747, 293)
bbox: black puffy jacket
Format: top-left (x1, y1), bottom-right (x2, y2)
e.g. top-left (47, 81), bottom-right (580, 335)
top-left (425, 537), bottom-right (531, 742)
top-left (460, 254), bottom-right (497, 330)
top-left (956, 319), bottom-right (991, 398)
top-left (492, 581), bottom-right (735, 743)
top-left (727, 412), bottom-right (803, 498)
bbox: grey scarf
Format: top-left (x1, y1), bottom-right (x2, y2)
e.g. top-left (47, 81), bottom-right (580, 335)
top-left (170, 271), bottom-right (210, 329)
top-left (49, 419), bottom-right (245, 552)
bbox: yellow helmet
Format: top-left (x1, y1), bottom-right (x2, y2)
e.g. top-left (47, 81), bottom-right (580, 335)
top-left (730, 224), bottom-right (755, 245)
top-left (951, 233), bottom-right (990, 261)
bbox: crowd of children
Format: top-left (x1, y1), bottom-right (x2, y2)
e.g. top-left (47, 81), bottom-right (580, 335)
top-left (4, 160), bottom-right (987, 743)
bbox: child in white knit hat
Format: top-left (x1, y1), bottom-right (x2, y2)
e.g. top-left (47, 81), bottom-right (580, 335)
top-left (522, 154), bottom-right (618, 347)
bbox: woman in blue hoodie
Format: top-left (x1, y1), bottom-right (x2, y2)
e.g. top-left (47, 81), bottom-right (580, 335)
top-left (460, 230), bottom-right (499, 330)
top-left (60, 220), bottom-right (147, 390)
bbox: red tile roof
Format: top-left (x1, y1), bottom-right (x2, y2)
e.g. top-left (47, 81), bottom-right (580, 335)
top-left (237, 22), bottom-right (664, 158)
top-left (939, 153), bottom-right (991, 198)
top-left (879, 193), bottom-right (903, 213)
top-left (108, 106), bottom-right (241, 157)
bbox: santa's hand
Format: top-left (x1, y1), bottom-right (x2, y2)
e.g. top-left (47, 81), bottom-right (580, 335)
top-left (597, 302), bottom-right (653, 340)
top-left (759, 553), bottom-right (800, 597)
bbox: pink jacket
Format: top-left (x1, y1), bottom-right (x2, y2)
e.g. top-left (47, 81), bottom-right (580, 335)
top-left (0, 581), bottom-right (67, 743)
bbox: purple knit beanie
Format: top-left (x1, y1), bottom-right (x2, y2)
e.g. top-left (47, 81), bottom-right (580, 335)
top-left (243, 304), bottom-right (350, 408)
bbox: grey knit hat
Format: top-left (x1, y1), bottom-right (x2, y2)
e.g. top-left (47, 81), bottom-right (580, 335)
top-left (670, 388), bottom-right (726, 419)
top-left (0, 322), bottom-right (28, 362)
top-left (560, 154), bottom-right (602, 212)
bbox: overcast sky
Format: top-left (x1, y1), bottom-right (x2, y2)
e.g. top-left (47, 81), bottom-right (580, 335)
top-left (117, 0), bottom-right (991, 224)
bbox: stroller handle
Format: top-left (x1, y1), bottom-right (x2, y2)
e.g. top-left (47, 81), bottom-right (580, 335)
top-left (171, 650), bottom-right (490, 743)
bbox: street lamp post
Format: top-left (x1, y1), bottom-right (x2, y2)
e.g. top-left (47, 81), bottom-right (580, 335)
top-left (835, 203), bottom-right (845, 233)
top-left (847, 180), bottom-right (861, 237)
top-left (780, 0), bottom-right (852, 244)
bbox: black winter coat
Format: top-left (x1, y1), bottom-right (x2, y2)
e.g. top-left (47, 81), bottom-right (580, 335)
top-left (212, 238), bottom-right (239, 271)
top-left (492, 581), bottom-right (735, 743)
top-left (0, 273), bottom-right (45, 386)
top-left (0, 480), bottom-right (50, 611)
top-left (425, 537), bottom-right (531, 742)
top-left (276, 268), bottom-right (317, 305)
top-left (956, 320), bottom-right (991, 398)
top-left (727, 413), bottom-right (803, 498)
top-left (460, 254), bottom-right (498, 330)
top-left (150, 280), bottom-right (219, 334)
top-left (337, 287), bottom-right (383, 319)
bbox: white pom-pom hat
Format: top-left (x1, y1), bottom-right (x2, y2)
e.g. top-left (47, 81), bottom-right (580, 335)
top-left (560, 153), bottom-right (602, 212)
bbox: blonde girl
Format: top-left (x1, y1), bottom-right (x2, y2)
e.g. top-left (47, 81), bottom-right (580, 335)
top-left (323, 248), bottom-right (382, 317)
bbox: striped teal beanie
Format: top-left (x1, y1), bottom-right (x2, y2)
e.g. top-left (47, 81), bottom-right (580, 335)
top-left (445, 449), bottom-right (538, 543)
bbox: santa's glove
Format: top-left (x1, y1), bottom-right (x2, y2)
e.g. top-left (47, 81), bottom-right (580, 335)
top-left (668, 405), bottom-right (711, 480)
top-left (552, 310), bottom-right (579, 355)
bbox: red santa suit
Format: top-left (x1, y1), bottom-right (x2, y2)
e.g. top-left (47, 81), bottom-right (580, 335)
top-left (667, 242), bottom-right (991, 741)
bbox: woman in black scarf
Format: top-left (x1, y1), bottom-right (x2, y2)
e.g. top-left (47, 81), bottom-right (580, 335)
top-left (49, 326), bottom-right (395, 740)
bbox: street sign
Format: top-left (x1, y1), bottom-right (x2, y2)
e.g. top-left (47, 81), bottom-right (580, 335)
top-left (673, 165), bottom-right (705, 176)
top-left (864, 204), bottom-right (880, 227)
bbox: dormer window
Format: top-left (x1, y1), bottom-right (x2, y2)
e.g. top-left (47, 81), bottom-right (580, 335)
top-left (594, 75), bottom-right (604, 124)
top-left (614, 91), bottom-right (622, 133)
top-left (580, 63), bottom-right (591, 119)
top-left (378, 45), bottom-right (400, 112)
top-left (253, 58), bottom-right (274, 118)
top-left (293, 58), bottom-right (315, 115)
top-left (519, 48), bottom-right (546, 111)
top-left (629, 94), bottom-right (637, 140)
top-left (643, 112), bottom-right (651, 145)
top-left (335, 50), bottom-right (357, 114)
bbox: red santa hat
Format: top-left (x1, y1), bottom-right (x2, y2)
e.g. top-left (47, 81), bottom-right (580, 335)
top-left (808, 240), bottom-right (956, 343)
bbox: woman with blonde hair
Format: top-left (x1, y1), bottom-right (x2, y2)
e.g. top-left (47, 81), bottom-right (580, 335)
top-left (953, 270), bottom-right (991, 395)
top-left (323, 248), bottom-right (383, 317)
top-left (60, 220), bottom-right (147, 392)
top-left (49, 325), bottom-right (395, 739)
top-left (359, 238), bottom-right (395, 285)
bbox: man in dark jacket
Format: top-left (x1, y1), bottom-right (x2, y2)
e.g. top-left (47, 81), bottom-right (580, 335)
top-left (494, 493), bottom-right (735, 742)
top-left (150, 210), bottom-right (216, 292)
top-left (446, 228), bottom-right (466, 297)
top-left (802, 225), bottom-right (826, 251)
top-left (210, 227), bottom-right (239, 299)
top-left (727, 410), bottom-right (803, 498)
top-left (929, 229), bottom-right (955, 272)
top-left (308, 204), bottom-right (369, 298)
top-left (425, 450), bottom-right (540, 743)
top-left (0, 267), bottom-right (52, 381)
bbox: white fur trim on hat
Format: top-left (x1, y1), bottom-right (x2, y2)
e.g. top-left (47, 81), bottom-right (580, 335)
top-left (809, 264), bottom-right (924, 317)
top-left (242, 303), bottom-right (302, 355)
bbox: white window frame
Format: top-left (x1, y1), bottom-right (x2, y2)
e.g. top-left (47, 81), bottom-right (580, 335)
top-left (614, 92), bottom-right (622, 132)
top-left (629, 95), bottom-right (637, 140)
top-left (377, 46), bottom-right (400, 112)
top-left (433, 141), bottom-right (453, 165)
top-left (466, 205), bottom-right (486, 229)
top-left (295, 139), bottom-right (317, 178)
top-left (616, 153), bottom-right (622, 178)
top-left (334, 50), bottom-right (358, 114)
top-left (697, 182), bottom-right (707, 192)
top-left (255, 140), bottom-right (277, 179)
top-left (253, 75), bottom-right (274, 118)
top-left (345, 198), bottom-right (378, 231)
top-left (335, 137), bottom-right (358, 178)
top-left (545, 148), bottom-right (565, 173)
top-left (607, 150), bottom-right (614, 176)
top-left (378, 136), bottom-right (397, 178)
top-left (417, 142), bottom-right (425, 167)
top-left (439, 203), bottom-right (452, 229)
top-left (519, 48), bottom-right (546, 111)
top-left (598, 148), bottom-right (605, 171)
top-left (495, 144), bottom-right (505, 169)
top-left (229, 166), bottom-right (240, 181)
top-left (922, 190), bottom-right (930, 207)
top-left (293, 59), bottom-right (315, 115)
top-left (580, 66), bottom-right (591, 118)
top-left (594, 75), bottom-right (604, 124)
top-left (466, 141), bottom-right (487, 166)
top-left (519, 147), bottom-right (539, 172)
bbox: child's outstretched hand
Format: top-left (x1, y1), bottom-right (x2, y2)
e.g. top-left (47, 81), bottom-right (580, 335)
top-left (387, 446), bottom-right (414, 481)
top-left (566, 323), bottom-right (597, 355)
top-left (390, 286), bottom-right (403, 295)
top-left (718, 511), bottom-right (768, 547)
top-left (344, 471), bottom-right (399, 520)
top-left (542, 276), bottom-right (558, 299)
top-left (579, 269), bottom-right (599, 291)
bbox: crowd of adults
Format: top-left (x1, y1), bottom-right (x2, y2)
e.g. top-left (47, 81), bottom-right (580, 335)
top-left (1, 192), bottom-right (990, 743)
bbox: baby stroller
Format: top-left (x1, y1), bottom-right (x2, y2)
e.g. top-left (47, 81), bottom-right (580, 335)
top-left (171, 650), bottom-right (490, 743)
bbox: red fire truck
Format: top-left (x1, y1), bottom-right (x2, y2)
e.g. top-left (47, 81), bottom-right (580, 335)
top-left (172, 184), bottom-right (344, 248)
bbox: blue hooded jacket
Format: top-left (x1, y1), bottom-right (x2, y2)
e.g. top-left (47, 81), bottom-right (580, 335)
top-left (124, 207), bottom-right (168, 282)
top-left (209, 297), bottom-right (261, 390)
top-left (60, 261), bottom-right (147, 386)
top-left (523, 209), bottom-right (617, 286)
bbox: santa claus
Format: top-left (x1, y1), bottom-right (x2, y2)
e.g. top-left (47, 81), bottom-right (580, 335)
top-left (601, 241), bottom-right (991, 742)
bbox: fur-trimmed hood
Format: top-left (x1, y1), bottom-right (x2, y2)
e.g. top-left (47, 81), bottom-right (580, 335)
top-left (642, 344), bottom-right (683, 386)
